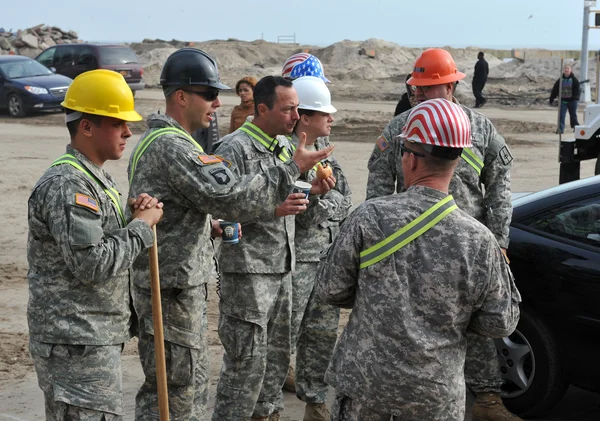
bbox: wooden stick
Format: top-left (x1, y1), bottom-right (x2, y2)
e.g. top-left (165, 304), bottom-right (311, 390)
top-left (149, 225), bottom-right (169, 420)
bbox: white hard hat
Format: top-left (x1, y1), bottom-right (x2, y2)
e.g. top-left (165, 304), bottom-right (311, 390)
top-left (292, 76), bottom-right (337, 114)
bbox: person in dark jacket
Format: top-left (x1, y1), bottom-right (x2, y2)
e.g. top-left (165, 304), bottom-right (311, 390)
top-left (472, 52), bottom-right (489, 108)
top-left (394, 73), bottom-right (416, 116)
top-left (550, 64), bottom-right (581, 134)
top-left (191, 113), bottom-right (219, 152)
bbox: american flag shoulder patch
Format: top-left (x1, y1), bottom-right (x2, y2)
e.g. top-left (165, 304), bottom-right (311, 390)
top-left (75, 193), bottom-right (99, 212)
top-left (198, 154), bottom-right (223, 165)
top-left (376, 136), bottom-right (389, 152)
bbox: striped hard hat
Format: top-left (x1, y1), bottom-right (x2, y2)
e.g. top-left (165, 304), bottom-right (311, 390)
top-left (281, 53), bottom-right (330, 83)
top-left (399, 98), bottom-right (472, 148)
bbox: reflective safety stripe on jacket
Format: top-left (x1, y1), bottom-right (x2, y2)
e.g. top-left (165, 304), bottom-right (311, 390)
top-left (129, 127), bottom-right (204, 183)
top-left (51, 154), bottom-right (126, 226)
top-left (461, 148), bottom-right (484, 176)
top-left (359, 195), bottom-right (458, 269)
top-left (239, 122), bottom-right (292, 162)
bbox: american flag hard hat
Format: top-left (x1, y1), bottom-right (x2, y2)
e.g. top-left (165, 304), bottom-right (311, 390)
top-left (399, 98), bottom-right (472, 148)
top-left (281, 53), bottom-right (330, 83)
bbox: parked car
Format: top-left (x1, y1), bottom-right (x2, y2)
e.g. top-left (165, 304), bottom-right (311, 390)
top-left (0, 55), bottom-right (72, 117)
top-left (496, 175), bottom-right (600, 416)
top-left (35, 43), bottom-right (144, 94)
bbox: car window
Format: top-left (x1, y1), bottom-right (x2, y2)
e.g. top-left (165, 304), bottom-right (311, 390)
top-left (77, 46), bottom-right (97, 66)
top-left (55, 46), bottom-right (77, 66)
top-left (0, 59), bottom-right (53, 78)
top-left (37, 48), bottom-right (56, 67)
top-left (98, 47), bottom-right (139, 65)
top-left (527, 197), bottom-right (600, 246)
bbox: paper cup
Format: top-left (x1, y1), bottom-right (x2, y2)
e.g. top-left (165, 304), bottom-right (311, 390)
top-left (293, 180), bottom-right (312, 199)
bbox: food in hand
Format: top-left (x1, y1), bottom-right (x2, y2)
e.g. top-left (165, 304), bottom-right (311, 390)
top-left (316, 163), bottom-right (333, 180)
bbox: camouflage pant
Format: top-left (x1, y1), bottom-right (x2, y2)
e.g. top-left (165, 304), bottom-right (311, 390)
top-left (292, 261), bottom-right (340, 403)
top-left (29, 339), bottom-right (123, 420)
top-left (212, 272), bottom-right (292, 420)
top-left (132, 285), bottom-right (209, 421)
top-left (464, 332), bottom-right (503, 393)
top-left (331, 393), bottom-right (463, 421)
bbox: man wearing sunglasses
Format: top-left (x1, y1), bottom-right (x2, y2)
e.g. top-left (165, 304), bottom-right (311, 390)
top-left (127, 49), bottom-right (333, 421)
top-left (366, 49), bottom-right (519, 421)
top-left (319, 98), bottom-right (520, 421)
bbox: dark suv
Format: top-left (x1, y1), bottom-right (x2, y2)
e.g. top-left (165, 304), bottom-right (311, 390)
top-left (35, 44), bottom-right (144, 94)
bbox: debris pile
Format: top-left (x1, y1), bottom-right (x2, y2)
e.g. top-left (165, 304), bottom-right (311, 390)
top-left (0, 24), bottom-right (81, 57)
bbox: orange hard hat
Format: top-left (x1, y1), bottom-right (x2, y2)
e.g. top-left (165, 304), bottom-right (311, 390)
top-left (407, 48), bottom-right (466, 86)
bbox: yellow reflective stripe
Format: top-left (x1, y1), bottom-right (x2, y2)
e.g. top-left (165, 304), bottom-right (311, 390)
top-left (51, 154), bottom-right (126, 226)
top-left (461, 148), bottom-right (484, 176)
top-left (359, 195), bottom-right (458, 269)
top-left (240, 122), bottom-right (291, 162)
top-left (129, 127), bottom-right (204, 184)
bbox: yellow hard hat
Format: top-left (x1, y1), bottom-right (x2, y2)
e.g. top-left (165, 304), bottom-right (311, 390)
top-left (61, 69), bottom-right (142, 122)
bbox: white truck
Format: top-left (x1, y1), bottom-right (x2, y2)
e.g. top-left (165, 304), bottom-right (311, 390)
top-left (559, 103), bottom-right (600, 184)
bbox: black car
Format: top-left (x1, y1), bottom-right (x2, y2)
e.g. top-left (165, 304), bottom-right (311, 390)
top-left (0, 55), bottom-right (72, 117)
top-left (35, 44), bottom-right (144, 94)
top-left (496, 176), bottom-right (600, 416)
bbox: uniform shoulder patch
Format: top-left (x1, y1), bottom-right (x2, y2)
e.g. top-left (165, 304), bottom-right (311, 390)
top-left (209, 167), bottom-right (231, 185)
top-left (376, 135), bottom-right (389, 152)
top-left (75, 193), bottom-right (99, 212)
top-left (198, 154), bottom-right (223, 165)
top-left (498, 146), bottom-right (513, 166)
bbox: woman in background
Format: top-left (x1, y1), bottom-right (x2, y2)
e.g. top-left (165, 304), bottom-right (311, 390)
top-left (229, 76), bottom-right (257, 133)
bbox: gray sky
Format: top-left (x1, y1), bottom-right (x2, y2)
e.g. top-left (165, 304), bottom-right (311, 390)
top-left (3, 0), bottom-right (600, 49)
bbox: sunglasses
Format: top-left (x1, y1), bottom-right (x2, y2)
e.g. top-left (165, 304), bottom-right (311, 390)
top-left (400, 141), bottom-right (426, 157)
top-left (180, 89), bottom-right (220, 102)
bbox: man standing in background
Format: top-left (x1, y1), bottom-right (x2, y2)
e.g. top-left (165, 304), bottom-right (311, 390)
top-left (473, 51), bottom-right (489, 108)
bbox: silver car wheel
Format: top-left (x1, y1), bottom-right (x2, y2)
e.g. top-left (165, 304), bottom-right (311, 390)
top-left (494, 331), bottom-right (535, 398)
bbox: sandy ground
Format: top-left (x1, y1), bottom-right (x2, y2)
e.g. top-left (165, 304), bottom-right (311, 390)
top-left (0, 93), bottom-right (599, 421)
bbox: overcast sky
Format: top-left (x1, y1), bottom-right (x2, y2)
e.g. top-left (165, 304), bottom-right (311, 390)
top-left (3, 0), bottom-right (600, 50)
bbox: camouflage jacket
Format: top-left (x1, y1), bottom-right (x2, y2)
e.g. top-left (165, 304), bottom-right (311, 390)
top-left (291, 134), bottom-right (353, 262)
top-left (214, 122), bottom-right (297, 273)
top-left (317, 185), bottom-right (521, 418)
top-left (127, 114), bottom-right (300, 288)
top-left (27, 145), bottom-right (154, 345)
top-left (366, 102), bottom-right (513, 248)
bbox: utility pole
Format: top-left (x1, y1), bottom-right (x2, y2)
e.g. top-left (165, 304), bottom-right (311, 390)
top-left (582, 1), bottom-right (596, 102)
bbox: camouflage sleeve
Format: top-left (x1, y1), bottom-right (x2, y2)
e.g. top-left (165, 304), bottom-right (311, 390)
top-left (296, 157), bottom-right (352, 228)
top-left (366, 130), bottom-right (397, 200)
top-left (316, 203), bottom-right (366, 308)
top-left (166, 139), bottom-right (299, 223)
top-left (481, 126), bottom-right (513, 248)
top-left (366, 113), bottom-right (408, 200)
top-left (469, 242), bottom-right (521, 338)
top-left (44, 178), bottom-right (154, 283)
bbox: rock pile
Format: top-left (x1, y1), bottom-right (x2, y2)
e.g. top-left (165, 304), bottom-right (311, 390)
top-left (0, 25), bottom-right (81, 57)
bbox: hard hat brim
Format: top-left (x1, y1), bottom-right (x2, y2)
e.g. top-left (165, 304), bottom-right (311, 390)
top-left (407, 71), bottom-right (466, 86)
top-left (299, 104), bottom-right (337, 114)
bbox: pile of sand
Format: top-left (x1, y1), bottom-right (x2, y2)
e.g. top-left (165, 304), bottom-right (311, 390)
top-left (130, 38), bottom-right (595, 106)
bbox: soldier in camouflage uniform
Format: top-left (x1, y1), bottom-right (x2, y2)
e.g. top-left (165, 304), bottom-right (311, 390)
top-left (366, 49), bottom-right (521, 421)
top-left (283, 76), bottom-right (353, 421)
top-left (319, 98), bottom-right (521, 421)
top-left (212, 76), bottom-right (336, 421)
top-left (127, 51), bottom-right (332, 421)
top-left (27, 69), bottom-right (164, 421)
top-left (279, 50), bottom-right (334, 399)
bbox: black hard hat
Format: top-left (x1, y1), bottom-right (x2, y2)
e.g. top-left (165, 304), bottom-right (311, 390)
top-left (160, 48), bottom-right (230, 90)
